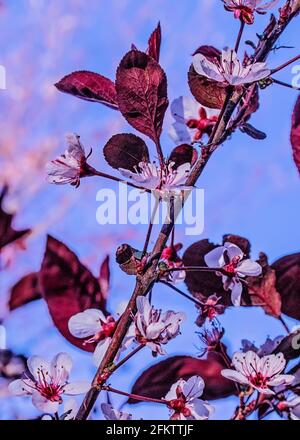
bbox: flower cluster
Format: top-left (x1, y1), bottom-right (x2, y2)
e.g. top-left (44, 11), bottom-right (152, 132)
top-left (222, 0), bottom-right (279, 24)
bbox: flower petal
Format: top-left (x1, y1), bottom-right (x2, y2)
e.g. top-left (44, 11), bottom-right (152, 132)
top-left (27, 356), bottom-right (51, 382)
top-left (68, 309), bottom-right (105, 339)
top-left (63, 381), bottom-right (90, 395)
top-left (51, 353), bottom-right (72, 384)
top-left (93, 338), bottom-right (111, 366)
top-left (8, 378), bottom-right (35, 396)
top-left (32, 391), bottom-right (60, 414)
top-left (237, 259), bottom-right (262, 277)
top-left (204, 245), bottom-right (226, 268)
top-left (182, 375), bottom-right (205, 400)
top-left (221, 369), bottom-right (249, 385)
top-left (230, 280), bottom-right (243, 306)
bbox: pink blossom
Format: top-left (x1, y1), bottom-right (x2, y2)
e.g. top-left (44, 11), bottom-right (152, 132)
top-left (222, 1), bottom-right (279, 24)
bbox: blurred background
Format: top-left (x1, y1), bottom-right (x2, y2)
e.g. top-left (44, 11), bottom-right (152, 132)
top-left (0, 0), bottom-right (299, 420)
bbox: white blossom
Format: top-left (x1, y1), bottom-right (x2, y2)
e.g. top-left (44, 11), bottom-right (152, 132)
top-left (204, 241), bottom-right (262, 306)
top-left (222, 1), bottom-right (279, 24)
top-left (8, 353), bottom-right (89, 414)
top-left (68, 309), bottom-right (132, 366)
top-left (193, 48), bottom-right (270, 86)
top-left (169, 96), bottom-right (219, 144)
top-left (46, 133), bottom-right (89, 187)
top-left (165, 376), bottom-right (214, 420)
top-left (129, 297), bottom-right (185, 355)
top-left (221, 351), bottom-right (294, 395)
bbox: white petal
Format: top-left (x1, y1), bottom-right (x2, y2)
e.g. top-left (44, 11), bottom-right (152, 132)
top-left (171, 96), bottom-right (200, 122)
top-left (169, 122), bottom-right (193, 144)
top-left (221, 369), bottom-right (249, 385)
top-left (64, 381), bottom-right (90, 395)
top-left (165, 379), bottom-right (183, 401)
top-left (8, 379), bottom-right (34, 396)
top-left (146, 322), bottom-right (166, 340)
top-left (204, 246), bottom-right (226, 268)
top-left (101, 403), bottom-right (132, 420)
top-left (93, 338), bottom-right (111, 366)
top-left (51, 353), bottom-right (72, 384)
top-left (63, 398), bottom-right (78, 420)
top-left (68, 309), bottom-right (105, 338)
top-left (223, 242), bottom-right (244, 260)
top-left (188, 399), bottom-right (214, 420)
top-left (268, 374), bottom-right (295, 387)
top-left (182, 376), bottom-right (205, 400)
top-left (237, 259), bottom-right (262, 277)
top-left (193, 53), bottom-right (224, 82)
top-left (27, 356), bottom-right (51, 382)
top-left (32, 391), bottom-right (60, 414)
top-left (230, 280), bottom-right (243, 306)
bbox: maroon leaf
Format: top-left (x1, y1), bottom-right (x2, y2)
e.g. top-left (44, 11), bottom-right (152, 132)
top-left (0, 186), bottom-right (30, 251)
top-left (246, 253), bottom-right (282, 318)
top-left (273, 328), bottom-right (300, 361)
top-left (169, 144), bottom-right (198, 169)
top-left (272, 252), bottom-right (300, 320)
top-left (188, 46), bottom-right (227, 110)
top-left (240, 123), bottom-right (266, 140)
top-left (99, 255), bottom-right (110, 302)
top-left (40, 236), bottom-right (106, 351)
top-left (116, 50), bottom-right (169, 142)
top-left (55, 71), bottom-right (118, 110)
top-left (103, 133), bottom-right (150, 171)
top-left (291, 95), bottom-right (300, 174)
top-left (129, 353), bottom-right (236, 403)
top-left (8, 273), bottom-right (41, 311)
top-left (147, 22), bottom-right (161, 62)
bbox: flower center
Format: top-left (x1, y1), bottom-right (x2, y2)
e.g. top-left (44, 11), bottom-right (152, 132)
top-left (186, 108), bottom-right (218, 141)
top-left (249, 372), bottom-right (268, 389)
top-left (223, 256), bottom-right (240, 275)
top-left (168, 396), bottom-right (191, 416)
top-left (36, 382), bottom-right (64, 402)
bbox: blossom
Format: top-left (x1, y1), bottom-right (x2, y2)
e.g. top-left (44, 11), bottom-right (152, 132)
top-left (129, 297), bottom-right (185, 355)
top-left (193, 48), bottom-right (270, 86)
top-left (196, 320), bottom-right (224, 357)
top-left (204, 241), bottom-right (262, 306)
top-left (68, 309), bottom-right (131, 366)
top-left (118, 160), bottom-right (192, 196)
top-left (159, 243), bottom-right (186, 284)
top-left (222, 1), bottom-right (279, 24)
top-left (169, 96), bottom-right (219, 144)
top-left (197, 294), bottom-right (225, 326)
top-left (101, 403), bottom-right (132, 420)
top-left (8, 353), bottom-right (89, 413)
top-left (46, 133), bottom-right (91, 187)
top-left (278, 396), bottom-right (300, 420)
top-left (221, 351), bottom-right (295, 395)
top-left (165, 376), bottom-right (214, 420)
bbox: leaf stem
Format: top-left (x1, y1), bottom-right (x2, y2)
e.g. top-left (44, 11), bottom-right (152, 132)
top-left (272, 77), bottom-right (300, 91)
top-left (159, 280), bottom-right (203, 307)
top-left (271, 53), bottom-right (300, 75)
top-left (235, 20), bottom-right (245, 53)
top-left (103, 385), bottom-right (167, 405)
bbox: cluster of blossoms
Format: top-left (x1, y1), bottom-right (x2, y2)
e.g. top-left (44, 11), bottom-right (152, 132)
top-left (204, 241), bottom-right (262, 306)
top-left (68, 297), bottom-right (185, 364)
top-left (159, 242), bottom-right (186, 284)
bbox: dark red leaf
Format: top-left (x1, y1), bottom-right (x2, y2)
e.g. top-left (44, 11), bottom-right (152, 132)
top-left (192, 45), bottom-right (221, 59)
top-left (147, 22), bottom-right (161, 62)
top-left (240, 123), bottom-right (266, 140)
top-left (116, 50), bottom-right (169, 142)
top-left (273, 328), bottom-right (300, 361)
top-left (129, 353), bottom-right (236, 403)
top-left (0, 186), bottom-right (30, 251)
top-left (103, 133), bottom-right (150, 171)
top-left (291, 95), bottom-right (300, 174)
top-left (40, 236), bottom-right (106, 351)
top-left (246, 253), bottom-right (282, 318)
top-left (8, 273), bottom-right (41, 311)
top-left (55, 71), bottom-right (118, 110)
top-left (272, 252), bottom-right (300, 320)
top-left (99, 255), bottom-right (110, 302)
top-left (169, 144), bottom-right (198, 169)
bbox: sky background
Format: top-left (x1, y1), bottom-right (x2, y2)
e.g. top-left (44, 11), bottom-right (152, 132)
top-left (0, 0), bottom-right (299, 420)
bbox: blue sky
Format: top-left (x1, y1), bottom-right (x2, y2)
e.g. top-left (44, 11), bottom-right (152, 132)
top-left (0, 0), bottom-right (299, 420)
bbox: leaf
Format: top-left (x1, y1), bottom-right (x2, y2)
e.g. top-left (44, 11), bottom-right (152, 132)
top-left (188, 46), bottom-right (227, 110)
top-left (147, 22), bottom-right (161, 62)
top-left (273, 328), bottom-right (300, 361)
top-left (99, 255), bottom-right (110, 302)
top-left (40, 236), bottom-right (106, 351)
top-left (235, 84), bottom-right (260, 126)
top-left (55, 71), bottom-right (118, 110)
top-left (240, 123), bottom-right (267, 140)
top-left (0, 186), bottom-right (30, 251)
top-left (116, 50), bottom-right (169, 142)
top-left (129, 353), bottom-right (236, 403)
top-left (246, 253), bottom-right (282, 318)
top-left (291, 95), bottom-right (300, 174)
top-left (169, 144), bottom-right (198, 169)
top-left (272, 252), bottom-right (300, 320)
top-left (103, 133), bottom-right (150, 171)
top-left (8, 273), bottom-right (41, 311)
